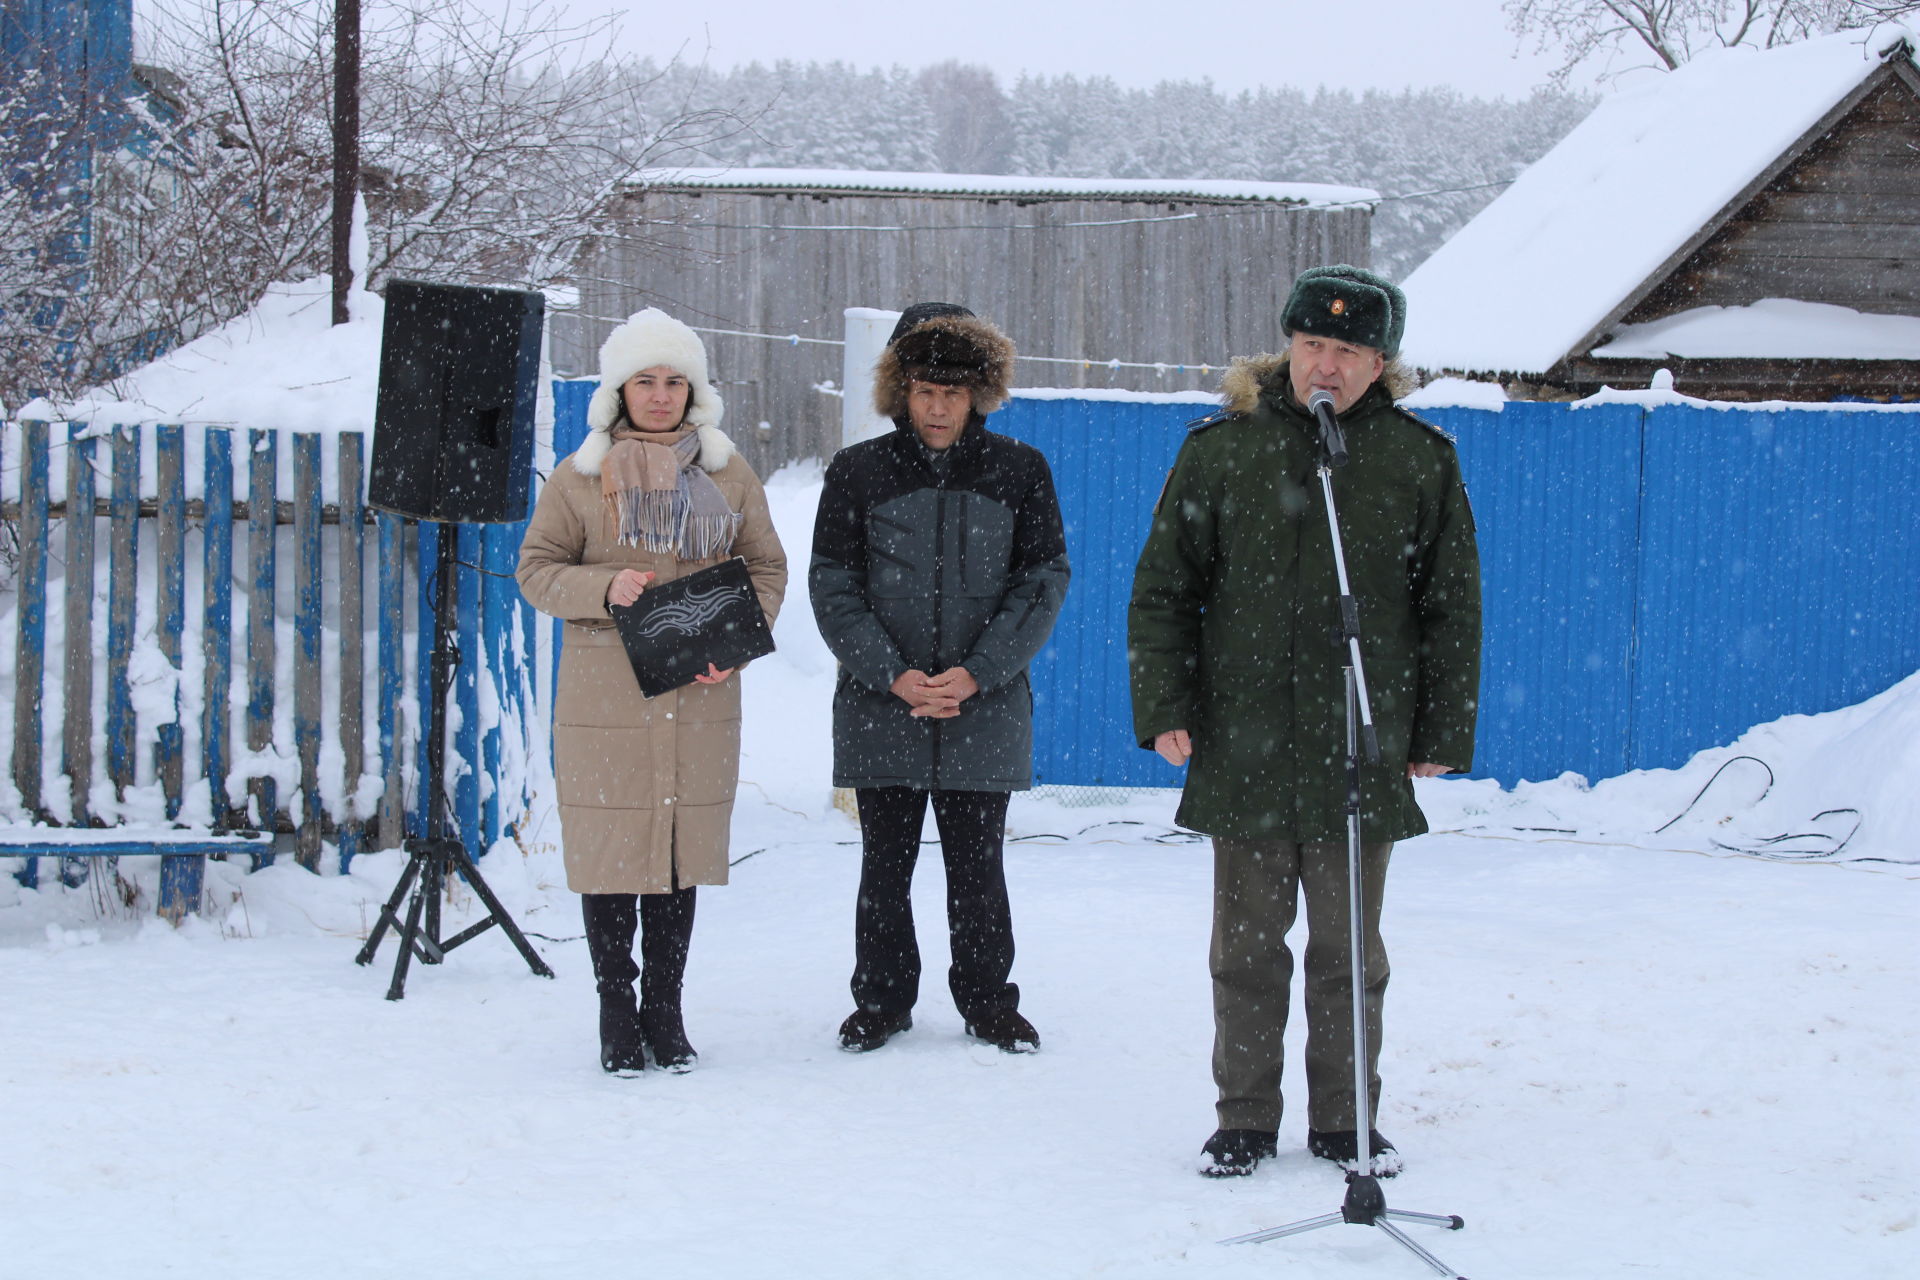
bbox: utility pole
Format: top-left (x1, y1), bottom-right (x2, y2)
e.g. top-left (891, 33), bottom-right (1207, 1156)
top-left (330, 0), bottom-right (361, 325)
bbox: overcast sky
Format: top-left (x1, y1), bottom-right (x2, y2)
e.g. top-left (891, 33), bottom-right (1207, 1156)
top-left (531, 0), bottom-right (1585, 99)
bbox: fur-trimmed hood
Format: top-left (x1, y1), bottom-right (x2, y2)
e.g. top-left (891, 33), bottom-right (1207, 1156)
top-left (1219, 351), bottom-right (1418, 416)
top-left (568, 423), bottom-right (737, 478)
top-left (874, 314), bottom-right (1016, 421)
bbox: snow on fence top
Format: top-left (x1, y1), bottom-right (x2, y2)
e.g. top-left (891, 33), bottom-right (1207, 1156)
top-left (1399, 25), bottom-right (1919, 377)
top-left (630, 167), bottom-right (1379, 209)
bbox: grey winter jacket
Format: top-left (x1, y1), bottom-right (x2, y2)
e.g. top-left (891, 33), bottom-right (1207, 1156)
top-left (810, 422), bottom-right (1069, 791)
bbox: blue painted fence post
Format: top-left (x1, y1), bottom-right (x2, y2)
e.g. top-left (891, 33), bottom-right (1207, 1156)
top-left (453, 523), bottom-right (482, 856)
top-left (11, 422), bottom-right (50, 862)
top-left (412, 520), bottom-right (437, 838)
top-left (292, 433), bottom-right (323, 868)
top-left (106, 425), bottom-right (139, 800)
top-left (203, 430), bottom-right (234, 827)
top-left (246, 428), bottom-right (277, 861)
top-left (479, 524), bottom-right (525, 850)
top-left (61, 423), bottom-right (96, 826)
top-left (337, 434), bottom-right (366, 871)
top-left (376, 513), bottom-right (407, 846)
top-left (155, 425), bottom-right (186, 819)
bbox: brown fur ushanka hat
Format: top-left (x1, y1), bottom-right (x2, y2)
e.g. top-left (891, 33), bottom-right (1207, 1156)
top-left (873, 312), bottom-right (1016, 420)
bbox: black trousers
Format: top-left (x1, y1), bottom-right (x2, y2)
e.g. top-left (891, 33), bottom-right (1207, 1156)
top-left (851, 787), bottom-right (1017, 1022)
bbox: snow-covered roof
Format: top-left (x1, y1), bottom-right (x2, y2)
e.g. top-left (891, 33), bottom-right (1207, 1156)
top-left (1400, 26), bottom-right (1919, 376)
top-left (630, 167), bottom-right (1378, 208)
top-left (1591, 298), bottom-right (1920, 360)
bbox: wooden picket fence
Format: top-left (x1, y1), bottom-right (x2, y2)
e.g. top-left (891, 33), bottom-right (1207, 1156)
top-left (1, 420), bottom-right (540, 892)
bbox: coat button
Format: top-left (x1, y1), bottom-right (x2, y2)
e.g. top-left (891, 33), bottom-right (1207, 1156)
top-left (666, 712), bottom-right (674, 720)
top-left (663, 797), bottom-right (674, 805)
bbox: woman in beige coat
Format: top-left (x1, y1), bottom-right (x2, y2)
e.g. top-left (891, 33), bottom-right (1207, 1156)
top-left (517, 308), bottom-right (786, 1075)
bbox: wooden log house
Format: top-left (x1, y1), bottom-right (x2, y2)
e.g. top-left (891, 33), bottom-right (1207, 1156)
top-left (1401, 29), bottom-right (1920, 402)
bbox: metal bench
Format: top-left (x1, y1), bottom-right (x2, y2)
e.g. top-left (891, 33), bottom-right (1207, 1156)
top-left (3, 828), bottom-right (275, 922)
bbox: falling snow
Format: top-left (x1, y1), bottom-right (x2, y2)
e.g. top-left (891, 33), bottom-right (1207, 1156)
top-left (2, 277), bottom-right (1913, 1278)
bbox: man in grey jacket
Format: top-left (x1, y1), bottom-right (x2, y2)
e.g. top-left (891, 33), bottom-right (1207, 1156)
top-left (810, 303), bottom-right (1069, 1053)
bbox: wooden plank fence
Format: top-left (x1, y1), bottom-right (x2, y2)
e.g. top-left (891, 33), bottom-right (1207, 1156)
top-left (1, 420), bottom-right (541, 905)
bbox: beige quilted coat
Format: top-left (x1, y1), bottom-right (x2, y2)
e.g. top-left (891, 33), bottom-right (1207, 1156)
top-left (515, 426), bottom-right (787, 893)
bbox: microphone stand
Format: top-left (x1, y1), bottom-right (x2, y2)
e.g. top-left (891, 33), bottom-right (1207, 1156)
top-left (1221, 397), bottom-right (1469, 1278)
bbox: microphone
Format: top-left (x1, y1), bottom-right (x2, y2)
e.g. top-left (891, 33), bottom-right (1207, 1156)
top-left (1306, 389), bottom-right (1349, 468)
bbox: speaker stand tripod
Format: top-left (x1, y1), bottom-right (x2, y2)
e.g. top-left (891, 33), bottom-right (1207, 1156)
top-left (355, 526), bottom-right (554, 1000)
top-left (1221, 414), bottom-right (1469, 1278)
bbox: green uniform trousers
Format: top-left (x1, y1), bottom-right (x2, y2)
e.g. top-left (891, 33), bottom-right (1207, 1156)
top-left (1210, 836), bottom-right (1393, 1133)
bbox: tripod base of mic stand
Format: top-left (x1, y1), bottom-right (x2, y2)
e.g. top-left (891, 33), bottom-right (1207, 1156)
top-left (354, 836), bottom-right (556, 1001)
top-left (1222, 1172), bottom-right (1468, 1278)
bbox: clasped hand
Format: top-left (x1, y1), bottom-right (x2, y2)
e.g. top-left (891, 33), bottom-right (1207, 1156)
top-left (891, 667), bottom-right (978, 718)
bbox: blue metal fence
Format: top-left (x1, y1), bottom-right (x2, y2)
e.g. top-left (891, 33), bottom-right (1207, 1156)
top-left (1426, 401), bottom-right (1645, 782)
top-left (994, 398), bottom-right (1191, 788)
top-left (1630, 405), bottom-right (1920, 769)
top-left (1420, 401), bottom-right (1648, 783)
top-left (989, 395), bottom-right (1920, 787)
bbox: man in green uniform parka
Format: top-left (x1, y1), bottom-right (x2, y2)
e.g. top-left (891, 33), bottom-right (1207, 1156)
top-left (1128, 265), bottom-right (1481, 1178)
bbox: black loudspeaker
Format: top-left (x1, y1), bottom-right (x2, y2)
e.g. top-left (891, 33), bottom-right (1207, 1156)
top-left (370, 279), bottom-right (544, 524)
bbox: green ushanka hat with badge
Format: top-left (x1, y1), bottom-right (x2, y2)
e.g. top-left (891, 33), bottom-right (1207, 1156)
top-left (1282, 264), bottom-right (1405, 358)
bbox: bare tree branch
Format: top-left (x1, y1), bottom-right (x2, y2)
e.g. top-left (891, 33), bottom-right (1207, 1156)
top-left (2, 0), bottom-right (749, 405)
top-left (1505, 0), bottom-right (1919, 83)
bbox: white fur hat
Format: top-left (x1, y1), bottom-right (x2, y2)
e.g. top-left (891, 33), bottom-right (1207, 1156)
top-left (584, 308), bottom-right (724, 433)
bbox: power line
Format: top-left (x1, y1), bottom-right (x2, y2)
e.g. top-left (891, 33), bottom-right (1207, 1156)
top-left (686, 323), bottom-right (843, 348)
top-left (575, 313), bottom-right (1229, 373)
top-left (1020, 352), bottom-right (1225, 374)
top-left (1373, 178), bottom-right (1516, 204)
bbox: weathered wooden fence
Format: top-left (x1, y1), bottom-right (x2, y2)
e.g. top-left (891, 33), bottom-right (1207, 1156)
top-left (570, 180), bottom-right (1374, 477)
top-left (1, 420), bottom-right (540, 883)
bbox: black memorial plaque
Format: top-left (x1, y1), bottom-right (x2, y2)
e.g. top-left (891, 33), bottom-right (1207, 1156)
top-left (610, 557), bottom-right (775, 698)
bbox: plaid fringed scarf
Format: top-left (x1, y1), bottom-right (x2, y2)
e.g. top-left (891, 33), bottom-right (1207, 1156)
top-left (600, 427), bottom-right (741, 558)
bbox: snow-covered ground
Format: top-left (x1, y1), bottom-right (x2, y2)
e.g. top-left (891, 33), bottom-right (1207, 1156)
top-left (5, 463), bottom-right (1915, 1280)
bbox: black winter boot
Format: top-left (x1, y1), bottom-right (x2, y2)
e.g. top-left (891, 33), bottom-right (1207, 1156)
top-left (582, 894), bottom-right (646, 1075)
top-left (1199, 1128), bottom-right (1279, 1178)
top-left (963, 1007), bottom-right (1040, 1054)
top-left (639, 886), bottom-right (698, 1072)
top-left (1307, 1128), bottom-right (1403, 1177)
top-left (838, 1008), bottom-right (913, 1052)
top-left (598, 1002), bottom-right (647, 1075)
